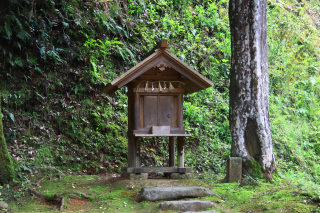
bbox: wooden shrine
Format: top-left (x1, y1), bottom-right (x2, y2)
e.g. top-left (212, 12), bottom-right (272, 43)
top-left (103, 39), bottom-right (213, 176)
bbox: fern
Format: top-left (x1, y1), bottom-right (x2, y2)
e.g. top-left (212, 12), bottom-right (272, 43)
top-left (0, 45), bottom-right (6, 56)
top-left (8, 112), bottom-right (14, 123)
top-left (14, 58), bottom-right (23, 67)
top-left (40, 46), bottom-right (46, 61)
top-left (15, 41), bottom-right (21, 50)
top-left (8, 59), bottom-right (15, 66)
top-left (16, 30), bottom-right (30, 43)
top-left (125, 47), bottom-right (135, 60)
top-left (5, 21), bottom-right (12, 38)
top-left (47, 48), bottom-right (63, 64)
top-left (115, 45), bottom-right (127, 60)
top-left (11, 12), bottom-right (22, 29)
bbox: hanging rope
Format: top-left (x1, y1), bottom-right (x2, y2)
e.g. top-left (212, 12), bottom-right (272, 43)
top-left (135, 80), bottom-right (186, 92)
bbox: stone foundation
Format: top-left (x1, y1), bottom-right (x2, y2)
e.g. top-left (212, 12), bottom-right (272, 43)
top-left (121, 172), bottom-right (148, 180)
top-left (170, 173), bottom-right (192, 179)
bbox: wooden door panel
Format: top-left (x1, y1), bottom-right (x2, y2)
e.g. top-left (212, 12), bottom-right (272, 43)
top-left (143, 96), bottom-right (158, 127)
top-left (159, 96), bottom-right (174, 127)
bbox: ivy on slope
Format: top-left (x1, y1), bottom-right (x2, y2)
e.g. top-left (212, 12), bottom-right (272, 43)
top-left (0, 0), bottom-right (231, 174)
top-left (267, 0), bottom-right (320, 183)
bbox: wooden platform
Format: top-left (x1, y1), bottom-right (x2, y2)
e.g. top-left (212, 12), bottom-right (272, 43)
top-left (122, 167), bottom-right (191, 174)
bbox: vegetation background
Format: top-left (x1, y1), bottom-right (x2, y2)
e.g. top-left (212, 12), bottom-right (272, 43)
top-left (0, 0), bottom-right (319, 193)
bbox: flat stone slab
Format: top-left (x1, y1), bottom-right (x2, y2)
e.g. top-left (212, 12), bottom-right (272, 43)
top-left (184, 210), bottom-right (218, 213)
top-left (138, 187), bottom-right (214, 202)
top-left (160, 201), bottom-right (215, 212)
top-left (0, 201), bottom-right (9, 210)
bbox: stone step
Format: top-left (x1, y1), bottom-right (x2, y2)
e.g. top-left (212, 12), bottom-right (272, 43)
top-left (160, 201), bottom-right (215, 212)
top-left (184, 210), bottom-right (218, 213)
top-left (138, 187), bottom-right (215, 202)
top-left (0, 201), bottom-right (9, 210)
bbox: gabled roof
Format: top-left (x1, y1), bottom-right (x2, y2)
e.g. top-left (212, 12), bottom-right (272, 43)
top-left (102, 40), bottom-right (214, 94)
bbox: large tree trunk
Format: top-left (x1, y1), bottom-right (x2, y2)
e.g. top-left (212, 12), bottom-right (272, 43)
top-left (229, 0), bottom-right (275, 179)
top-left (0, 94), bottom-right (15, 184)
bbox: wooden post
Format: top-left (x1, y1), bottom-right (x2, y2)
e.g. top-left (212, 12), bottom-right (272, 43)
top-left (133, 137), bottom-right (141, 167)
top-left (177, 136), bottom-right (185, 167)
top-left (178, 93), bottom-right (183, 130)
top-left (134, 93), bottom-right (140, 130)
top-left (127, 83), bottom-right (133, 130)
top-left (169, 137), bottom-right (175, 167)
top-left (127, 136), bottom-right (134, 167)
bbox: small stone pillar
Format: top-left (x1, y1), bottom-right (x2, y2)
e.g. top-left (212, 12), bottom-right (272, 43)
top-left (227, 157), bottom-right (242, 183)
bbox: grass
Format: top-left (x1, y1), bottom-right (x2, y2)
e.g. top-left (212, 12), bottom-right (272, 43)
top-left (2, 173), bottom-right (319, 213)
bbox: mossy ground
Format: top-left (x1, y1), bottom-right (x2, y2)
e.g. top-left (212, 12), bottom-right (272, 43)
top-left (2, 173), bottom-right (319, 213)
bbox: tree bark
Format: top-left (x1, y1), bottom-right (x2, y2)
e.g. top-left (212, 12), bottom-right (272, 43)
top-left (229, 0), bottom-right (275, 179)
top-left (0, 94), bottom-right (15, 184)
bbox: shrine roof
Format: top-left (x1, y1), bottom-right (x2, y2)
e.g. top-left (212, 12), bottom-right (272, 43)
top-left (102, 40), bottom-right (214, 94)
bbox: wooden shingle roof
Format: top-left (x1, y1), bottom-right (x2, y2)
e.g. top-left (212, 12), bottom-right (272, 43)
top-left (102, 40), bottom-right (214, 94)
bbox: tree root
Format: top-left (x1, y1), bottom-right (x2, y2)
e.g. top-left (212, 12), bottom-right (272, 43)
top-left (28, 188), bottom-right (65, 211)
top-left (40, 166), bottom-right (62, 182)
top-left (54, 194), bottom-right (65, 211)
top-left (31, 166), bottom-right (62, 188)
top-left (70, 192), bottom-right (89, 199)
top-left (36, 176), bottom-right (45, 187)
top-left (27, 188), bottom-right (45, 199)
top-left (68, 194), bottom-right (82, 199)
top-left (40, 166), bottom-right (61, 174)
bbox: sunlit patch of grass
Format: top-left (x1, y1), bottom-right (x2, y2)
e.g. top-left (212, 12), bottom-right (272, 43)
top-left (207, 181), bottom-right (318, 213)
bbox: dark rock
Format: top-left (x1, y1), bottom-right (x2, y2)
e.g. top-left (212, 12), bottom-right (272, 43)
top-left (160, 201), bottom-right (215, 211)
top-left (138, 187), bottom-right (215, 202)
top-left (240, 178), bottom-right (258, 187)
top-left (0, 201), bottom-right (8, 210)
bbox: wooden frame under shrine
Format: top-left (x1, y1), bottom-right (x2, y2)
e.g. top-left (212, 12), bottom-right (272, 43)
top-left (103, 40), bottom-right (214, 175)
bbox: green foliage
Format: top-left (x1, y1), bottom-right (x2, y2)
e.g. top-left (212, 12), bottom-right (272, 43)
top-left (267, 0), bottom-right (320, 184)
top-left (246, 159), bottom-right (264, 179)
top-left (0, 94), bottom-right (15, 184)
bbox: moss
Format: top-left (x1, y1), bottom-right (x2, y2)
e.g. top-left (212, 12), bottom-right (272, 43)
top-left (247, 159), bottom-right (264, 179)
top-left (0, 94), bottom-right (15, 184)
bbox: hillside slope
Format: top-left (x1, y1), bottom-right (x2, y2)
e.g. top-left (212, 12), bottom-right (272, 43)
top-left (0, 0), bottom-right (319, 184)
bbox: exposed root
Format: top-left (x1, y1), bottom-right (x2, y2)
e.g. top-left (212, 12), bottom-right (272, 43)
top-left (36, 177), bottom-right (45, 187)
top-left (28, 188), bottom-right (65, 210)
top-left (27, 188), bottom-right (45, 199)
top-left (73, 192), bottom-right (89, 199)
top-left (40, 166), bottom-right (61, 174)
top-left (54, 194), bottom-right (65, 211)
top-left (68, 194), bottom-right (82, 199)
top-left (31, 166), bottom-right (62, 188)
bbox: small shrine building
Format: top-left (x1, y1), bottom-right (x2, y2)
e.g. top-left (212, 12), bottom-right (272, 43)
top-left (103, 40), bottom-right (213, 177)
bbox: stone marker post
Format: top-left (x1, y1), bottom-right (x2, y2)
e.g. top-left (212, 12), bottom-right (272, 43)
top-left (227, 157), bottom-right (242, 183)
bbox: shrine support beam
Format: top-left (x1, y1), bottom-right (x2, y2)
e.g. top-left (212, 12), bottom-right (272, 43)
top-left (177, 136), bottom-right (185, 167)
top-left (169, 136), bottom-right (175, 166)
